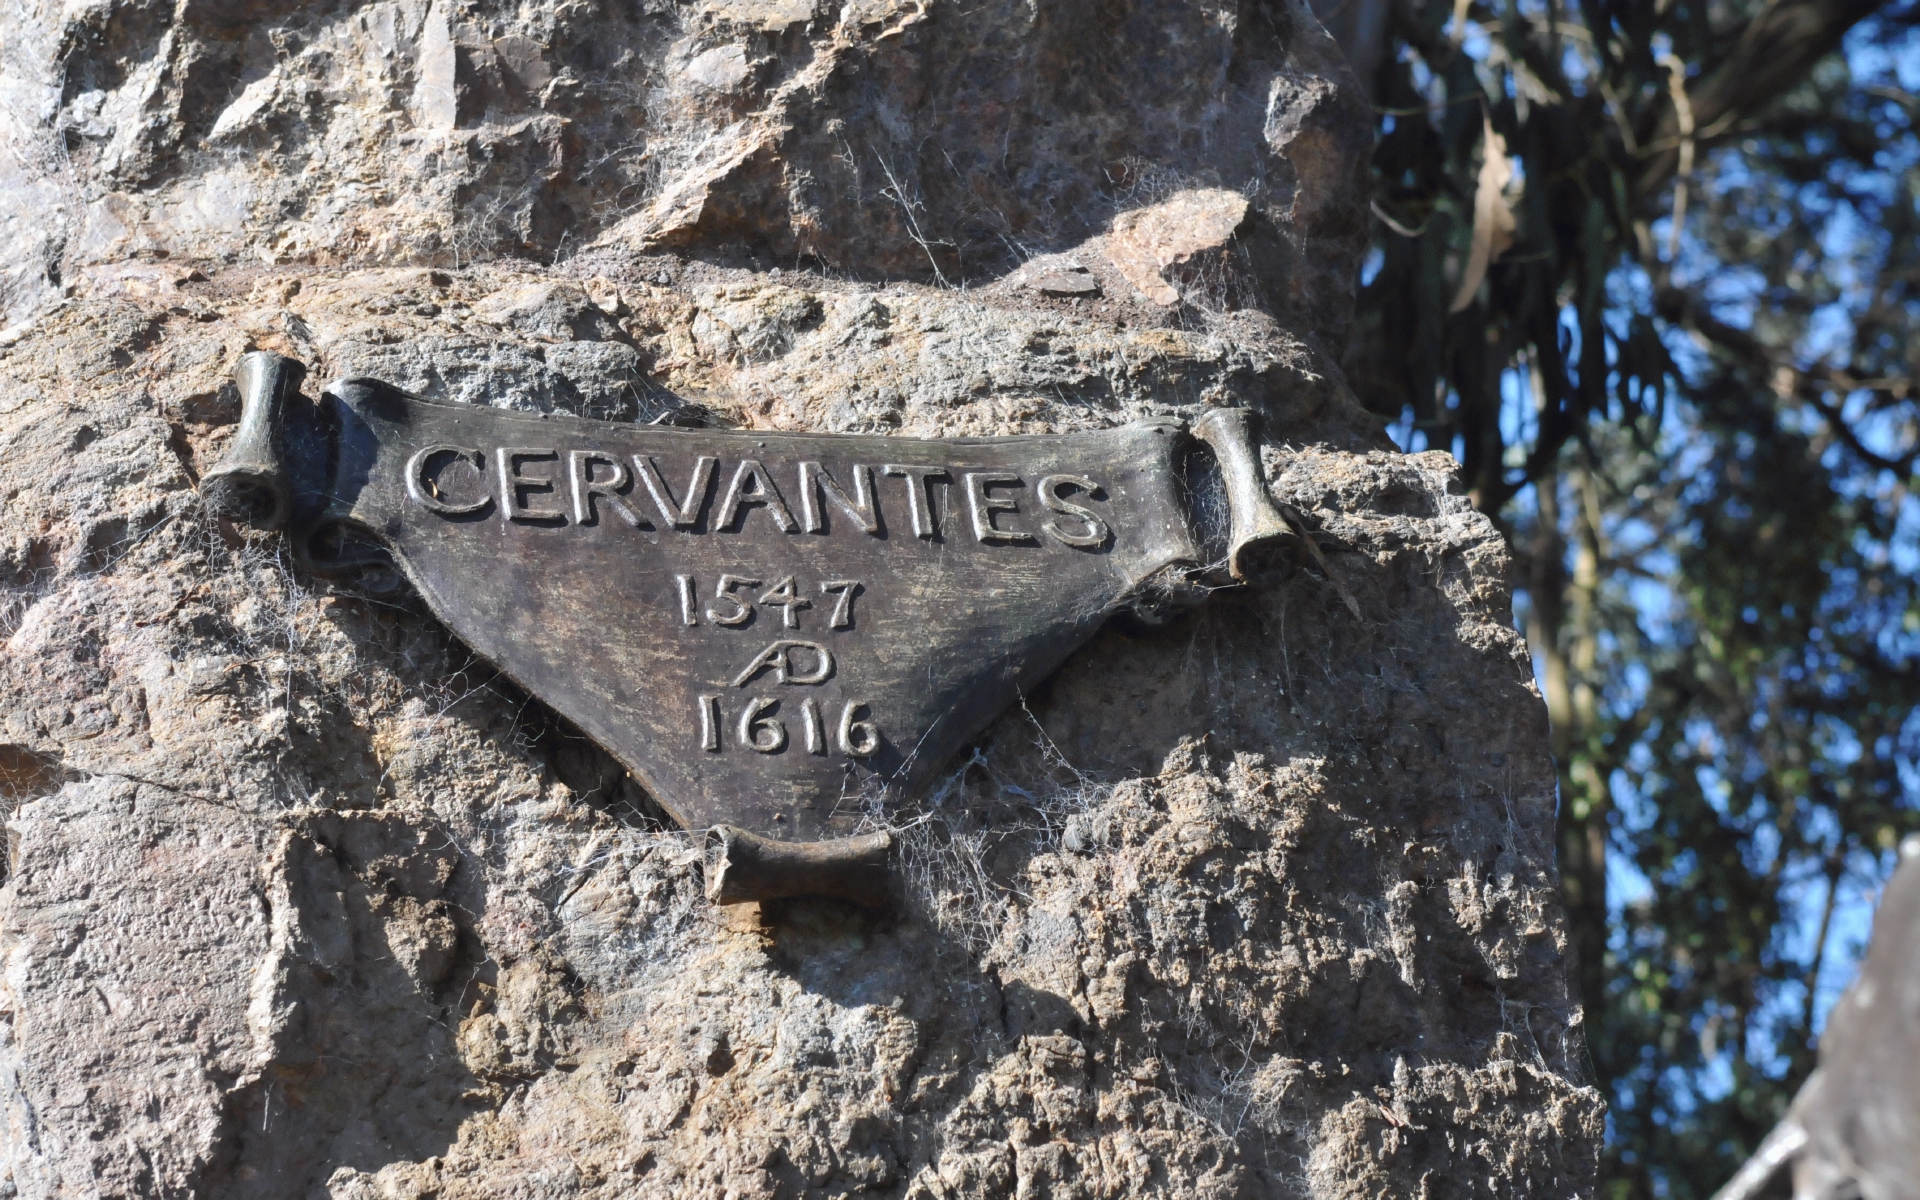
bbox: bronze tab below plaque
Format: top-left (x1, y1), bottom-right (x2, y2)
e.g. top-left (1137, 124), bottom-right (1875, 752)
top-left (203, 352), bottom-right (1300, 906)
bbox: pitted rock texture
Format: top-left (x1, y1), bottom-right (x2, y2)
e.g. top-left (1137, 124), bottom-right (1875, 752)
top-left (0, 0), bottom-right (1369, 353)
top-left (0, 0), bottom-right (1599, 1196)
top-left (0, 264), bottom-right (1601, 1197)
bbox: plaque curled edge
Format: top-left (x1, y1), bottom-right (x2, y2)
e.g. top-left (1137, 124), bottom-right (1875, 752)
top-left (201, 352), bottom-right (1302, 906)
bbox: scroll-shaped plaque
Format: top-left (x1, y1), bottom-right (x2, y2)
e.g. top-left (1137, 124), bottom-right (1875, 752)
top-left (203, 353), bottom-right (1298, 905)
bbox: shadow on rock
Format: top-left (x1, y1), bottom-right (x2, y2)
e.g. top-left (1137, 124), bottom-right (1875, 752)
top-left (213, 812), bottom-right (490, 1196)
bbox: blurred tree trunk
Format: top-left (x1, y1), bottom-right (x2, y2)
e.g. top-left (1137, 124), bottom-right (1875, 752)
top-left (1534, 468), bottom-right (1611, 1067)
top-left (1308, 0), bottom-right (1394, 98)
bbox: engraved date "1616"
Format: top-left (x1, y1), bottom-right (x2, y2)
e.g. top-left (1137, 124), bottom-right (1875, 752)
top-left (697, 695), bottom-right (880, 758)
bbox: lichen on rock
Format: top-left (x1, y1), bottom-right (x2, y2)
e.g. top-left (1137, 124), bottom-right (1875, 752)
top-left (0, 0), bottom-right (1600, 1196)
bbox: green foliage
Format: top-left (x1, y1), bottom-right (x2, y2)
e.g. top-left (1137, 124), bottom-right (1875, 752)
top-left (1343, 1), bottom-right (1920, 1194)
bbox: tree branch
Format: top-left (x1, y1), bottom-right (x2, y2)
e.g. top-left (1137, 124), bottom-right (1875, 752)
top-left (1633, 0), bottom-right (1884, 204)
top-left (1657, 287), bottom-right (1920, 475)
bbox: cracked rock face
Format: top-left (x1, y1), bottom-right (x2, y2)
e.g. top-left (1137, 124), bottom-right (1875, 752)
top-left (0, 0), bottom-right (1600, 1196)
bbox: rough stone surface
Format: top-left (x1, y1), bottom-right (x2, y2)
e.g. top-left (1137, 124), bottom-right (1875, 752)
top-left (1104, 190), bottom-right (1253, 307)
top-left (0, 0), bottom-right (1602, 1196)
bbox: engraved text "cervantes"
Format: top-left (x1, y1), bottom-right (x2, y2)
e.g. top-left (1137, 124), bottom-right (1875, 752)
top-left (404, 446), bottom-right (1113, 548)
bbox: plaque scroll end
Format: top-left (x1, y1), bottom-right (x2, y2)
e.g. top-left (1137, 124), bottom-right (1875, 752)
top-left (705, 826), bottom-right (894, 908)
top-left (1191, 407), bottom-right (1303, 585)
top-left (202, 351), bottom-right (307, 531)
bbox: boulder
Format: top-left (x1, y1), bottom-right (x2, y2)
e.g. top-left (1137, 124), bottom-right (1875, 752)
top-left (0, 0), bottom-right (1601, 1196)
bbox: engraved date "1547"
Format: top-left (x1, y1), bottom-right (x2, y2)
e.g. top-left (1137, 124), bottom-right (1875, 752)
top-left (674, 574), bottom-right (861, 630)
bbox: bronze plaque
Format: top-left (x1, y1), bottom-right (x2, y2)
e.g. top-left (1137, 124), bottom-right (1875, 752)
top-left (204, 353), bottom-right (1297, 903)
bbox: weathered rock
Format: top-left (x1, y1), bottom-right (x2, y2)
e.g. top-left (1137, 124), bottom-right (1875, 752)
top-left (0, 0), bottom-right (1601, 1196)
top-left (1018, 263), bottom-right (1102, 298)
top-left (0, 0), bottom-right (1372, 352)
top-left (1714, 836), bottom-right (1920, 1200)
top-left (1104, 190), bottom-right (1253, 307)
